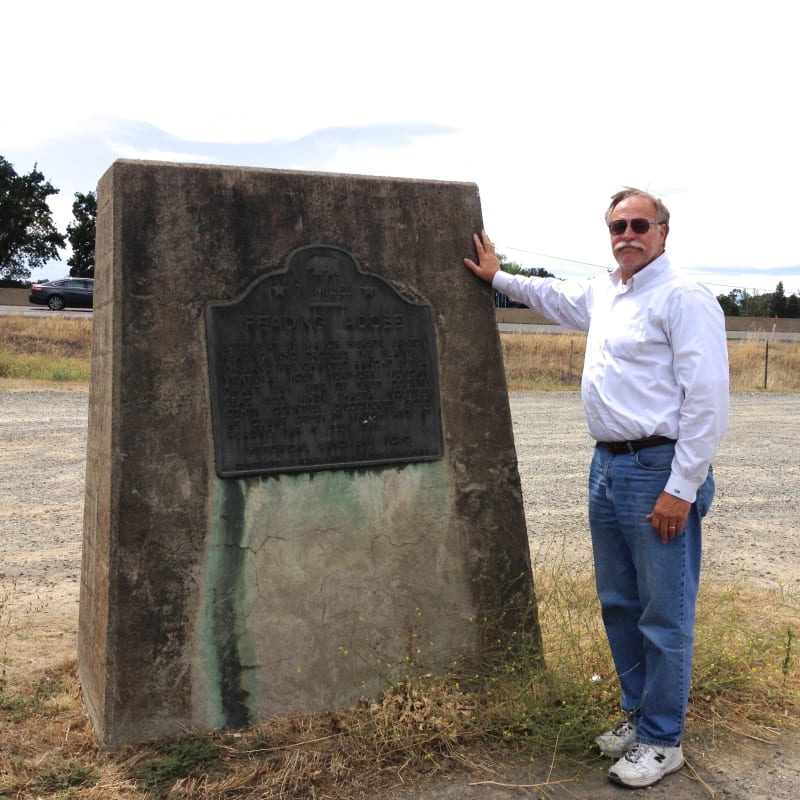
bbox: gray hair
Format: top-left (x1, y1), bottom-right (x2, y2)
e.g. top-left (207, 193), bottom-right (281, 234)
top-left (605, 187), bottom-right (670, 240)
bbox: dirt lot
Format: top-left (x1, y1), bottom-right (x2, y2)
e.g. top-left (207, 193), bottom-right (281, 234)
top-left (1, 386), bottom-right (798, 798)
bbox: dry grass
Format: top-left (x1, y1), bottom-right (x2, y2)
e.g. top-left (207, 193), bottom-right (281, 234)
top-left (0, 315), bottom-right (92, 358)
top-left (1, 575), bottom-right (797, 799)
top-left (500, 334), bottom-right (587, 390)
top-left (500, 333), bottom-right (800, 393)
top-left (726, 338), bottom-right (800, 392)
top-left (0, 315), bottom-right (92, 382)
top-left (1, 316), bottom-right (799, 392)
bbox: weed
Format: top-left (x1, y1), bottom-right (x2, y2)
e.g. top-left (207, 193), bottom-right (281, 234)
top-left (783, 628), bottom-right (795, 682)
top-left (0, 576), bottom-right (797, 798)
top-left (690, 583), bottom-right (800, 733)
top-left (0, 351), bottom-right (90, 382)
top-left (0, 662), bottom-right (68, 723)
top-left (129, 738), bottom-right (221, 798)
top-left (0, 585), bottom-right (50, 692)
top-left (33, 762), bottom-right (97, 791)
top-left (0, 586), bottom-right (10, 689)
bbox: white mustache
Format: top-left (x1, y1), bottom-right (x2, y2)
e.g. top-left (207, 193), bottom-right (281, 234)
top-left (614, 241), bottom-right (645, 252)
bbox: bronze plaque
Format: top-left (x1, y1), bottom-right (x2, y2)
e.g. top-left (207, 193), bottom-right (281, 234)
top-left (206, 245), bottom-right (443, 477)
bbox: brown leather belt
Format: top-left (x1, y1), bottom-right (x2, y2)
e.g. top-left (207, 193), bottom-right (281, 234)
top-left (597, 436), bottom-right (676, 454)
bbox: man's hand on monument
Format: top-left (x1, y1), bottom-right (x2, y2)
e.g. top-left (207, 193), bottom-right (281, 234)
top-left (464, 230), bottom-right (501, 284)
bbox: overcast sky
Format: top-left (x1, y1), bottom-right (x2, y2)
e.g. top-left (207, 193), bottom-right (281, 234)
top-left (4, 0), bottom-right (798, 295)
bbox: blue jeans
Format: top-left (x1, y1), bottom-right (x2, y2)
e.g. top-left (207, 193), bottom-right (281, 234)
top-left (588, 442), bottom-right (715, 747)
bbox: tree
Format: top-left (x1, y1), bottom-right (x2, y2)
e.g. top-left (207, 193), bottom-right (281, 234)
top-left (767, 281), bottom-right (787, 317)
top-left (494, 253), bottom-right (556, 307)
top-left (785, 293), bottom-right (800, 318)
top-left (716, 293), bottom-right (740, 316)
top-left (740, 289), bottom-right (769, 317)
top-left (66, 191), bottom-right (97, 277)
top-left (0, 156), bottom-right (66, 282)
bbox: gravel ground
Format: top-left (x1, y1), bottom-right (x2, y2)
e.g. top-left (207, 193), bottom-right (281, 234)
top-left (1, 386), bottom-right (798, 798)
top-left (3, 388), bottom-right (798, 604)
top-left (511, 391), bottom-right (800, 592)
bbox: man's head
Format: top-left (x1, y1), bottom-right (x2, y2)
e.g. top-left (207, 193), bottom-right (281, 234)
top-left (605, 188), bottom-right (669, 280)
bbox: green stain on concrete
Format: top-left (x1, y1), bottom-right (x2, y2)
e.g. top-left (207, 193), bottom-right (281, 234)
top-left (197, 461), bottom-right (454, 727)
top-left (199, 479), bottom-right (257, 729)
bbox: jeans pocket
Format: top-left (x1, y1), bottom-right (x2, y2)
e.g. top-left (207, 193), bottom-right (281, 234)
top-left (696, 466), bottom-right (716, 518)
top-left (633, 445), bottom-right (674, 471)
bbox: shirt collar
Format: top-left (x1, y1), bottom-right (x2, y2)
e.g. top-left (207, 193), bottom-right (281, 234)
top-left (610, 252), bottom-right (670, 292)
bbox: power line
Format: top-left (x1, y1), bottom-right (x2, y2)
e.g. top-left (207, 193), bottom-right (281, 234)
top-left (498, 244), bottom-right (607, 272)
top-left (497, 243), bottom-right (782, 294)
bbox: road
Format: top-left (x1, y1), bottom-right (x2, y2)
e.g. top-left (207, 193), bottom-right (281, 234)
top-left (0, 304), bottom-right (93, 320)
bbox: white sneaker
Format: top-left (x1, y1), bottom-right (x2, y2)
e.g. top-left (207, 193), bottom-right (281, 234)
top-left (595, 720), bottom-right (637, 758)
top-left (608, 742), bottom-right (684, 787)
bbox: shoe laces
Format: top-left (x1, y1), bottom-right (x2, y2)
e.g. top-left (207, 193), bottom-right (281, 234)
top-left (624, 742), bottom-right (652, 763)
top-left (611, 721), bottom-right (634, 736)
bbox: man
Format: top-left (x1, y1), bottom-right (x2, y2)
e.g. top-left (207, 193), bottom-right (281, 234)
top-left (464, 188), bottom-right (729, 788)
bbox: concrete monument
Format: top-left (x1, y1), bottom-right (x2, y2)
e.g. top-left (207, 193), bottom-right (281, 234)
top-left (79, 160), bottom-right (539, 747)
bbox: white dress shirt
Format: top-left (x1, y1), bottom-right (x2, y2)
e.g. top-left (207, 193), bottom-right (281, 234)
top-left (493, 253), bottom-right (729, 503)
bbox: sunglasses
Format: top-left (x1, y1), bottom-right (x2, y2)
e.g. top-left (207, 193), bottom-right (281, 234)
top-left (608, 218), bottom-right (663, 235)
